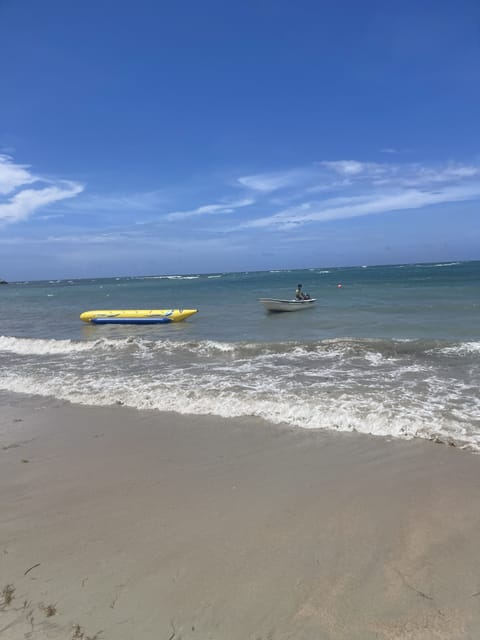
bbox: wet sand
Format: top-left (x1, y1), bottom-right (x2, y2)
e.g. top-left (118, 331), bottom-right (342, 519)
top-left (1, 393), bottom-right (480, 639)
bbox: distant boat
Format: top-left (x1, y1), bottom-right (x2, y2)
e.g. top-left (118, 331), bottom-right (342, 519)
top-left (0, 278), bottom-right (8, 285)
top-left (259, 298), bottom-right (316, 312)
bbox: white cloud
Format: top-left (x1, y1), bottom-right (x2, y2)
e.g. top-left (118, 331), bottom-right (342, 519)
top-left (414, 164), bottom-right (480, 182)
top-left (237, 168), bottom-right (315, 193)
top-left (166, 198), bottom-right (254, 221)
top-left (0, 154), bottom-right (38, 195)
top-left (238, 160), bottom-right (391, 194)
top-left (0, 154), bottom-right (84, 225)
top-left (0, 182), bottom-right (84, 224)
top-left (317, 160), bottom-right (480, 190)
top-left (321, 160), bottom-right (367, 176)
top-left (64, 190), bottom-right (166, 213)
top-left (241, 183), bottom-right (480, 230)
top-left (5, 154), bottom-right (479, 244)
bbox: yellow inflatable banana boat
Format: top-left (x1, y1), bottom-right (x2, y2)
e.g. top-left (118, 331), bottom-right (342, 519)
top-left (80, 309), bottom-right (198, 325)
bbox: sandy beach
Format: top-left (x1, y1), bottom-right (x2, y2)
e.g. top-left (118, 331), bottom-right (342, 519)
top-left (1, 393), bottom-right (480, 639)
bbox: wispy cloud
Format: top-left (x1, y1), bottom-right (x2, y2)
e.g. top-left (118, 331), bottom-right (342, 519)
top-left (320, 160), bottom-right (369, 176)
top-left (239, 160), bottom-right (392, 193)
top-left (402, 164), bottom-right (480, 184)
top-left (166, 198), bottom-right (254, 221)
top-left (238, 160), bottom-right (480, 195)
top-left (0, 183), bottom-right (84, 224)
top-left (64, 190), bottom-right (167, 213)
top-left (5, 154), bottom-right (480, 244)
top-left (232, 159), bottom-right (480, 230)
top-left (241, 184), bottom-right (480, 230)
top-left (0, 154), bottom-right (84, 224)
top-left (0, 155), bottom-right (39, 194)
top-left (237, 168), bottom-right (316, 193)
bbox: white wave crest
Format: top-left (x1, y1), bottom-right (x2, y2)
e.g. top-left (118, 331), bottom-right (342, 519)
top-left (0, 336), bottom-right (98, 355)
top-left (433, 262), bottom-right (460, 267)
top-left (1, 369), bottom-right (479, 451)
top-left (0, 335), bottom-right (130, 356)
top-left (439, 342), bottom-right (480, 355)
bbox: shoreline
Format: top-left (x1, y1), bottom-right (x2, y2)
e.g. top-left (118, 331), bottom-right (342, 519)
top-left (1, 393), bottom-right (480, 639)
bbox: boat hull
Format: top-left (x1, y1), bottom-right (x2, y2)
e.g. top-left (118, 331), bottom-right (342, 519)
top-left (80, 309), bottom-right (198, 324)
top-left (259, 298), bottom-right (316, 312)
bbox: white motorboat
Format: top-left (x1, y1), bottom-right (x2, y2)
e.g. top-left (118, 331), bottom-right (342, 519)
top-left (259, 298), bottom-right (316, 312)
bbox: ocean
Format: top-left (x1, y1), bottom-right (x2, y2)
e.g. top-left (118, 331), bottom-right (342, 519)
top-left (1, 261), bottom-right (479, 449)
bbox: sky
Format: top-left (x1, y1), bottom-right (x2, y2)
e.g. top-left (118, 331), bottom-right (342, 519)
top-left (0, 0), bottom-right (479, 280)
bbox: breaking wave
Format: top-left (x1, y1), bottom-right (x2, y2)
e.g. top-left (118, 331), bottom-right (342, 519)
top-left (1, 334), bottom-right (479, 451)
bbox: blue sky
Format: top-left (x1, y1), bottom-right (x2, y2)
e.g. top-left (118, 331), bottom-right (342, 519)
top-left (1, 0), bottom-right (479, 280)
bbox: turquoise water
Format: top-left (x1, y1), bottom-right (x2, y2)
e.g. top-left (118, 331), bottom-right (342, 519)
top-left (1, 261), bottom-right (479, 449)
top-left (1, 261), bottom-right (479, 341)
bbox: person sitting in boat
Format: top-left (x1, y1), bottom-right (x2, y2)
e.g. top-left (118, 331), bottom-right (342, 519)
top-left (295, 284), bottom-right (309, 300)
